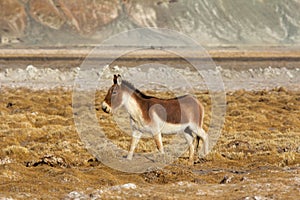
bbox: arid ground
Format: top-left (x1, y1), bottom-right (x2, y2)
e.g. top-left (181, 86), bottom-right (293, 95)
top-left (1, 0), bottom-right (300, 198)
top-left (0, 86), bottom-right (299, 199)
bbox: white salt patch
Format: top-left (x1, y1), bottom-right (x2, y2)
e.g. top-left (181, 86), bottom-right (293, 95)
top-left (110, 183), bottom-right (137, 190)
top-left (0, 157), bottom-right (13, 165)
top-left (0, 65), bottom-right (299, 91)
top-left (65, 191), bottom-right (88, 199)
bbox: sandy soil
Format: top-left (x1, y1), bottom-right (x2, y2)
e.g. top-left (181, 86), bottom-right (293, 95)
top-left (0, 87), bottom-right (299, 199)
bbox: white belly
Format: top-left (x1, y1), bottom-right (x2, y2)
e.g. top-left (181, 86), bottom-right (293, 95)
top-left (133, 117), bottom-right (189, 134)
top-left (160, 122), bottom-right (189, 134)
top-left (129, 107), bottom-right (190, 134)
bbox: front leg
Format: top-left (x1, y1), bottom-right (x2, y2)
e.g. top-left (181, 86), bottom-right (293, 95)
top-left (127, 130), bottom-right (142, 160)
top-left (153, 133), bottom-right (164, 154)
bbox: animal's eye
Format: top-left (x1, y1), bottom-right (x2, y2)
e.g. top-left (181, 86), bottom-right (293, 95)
top-left (112, 89), bottom-right (117, 95)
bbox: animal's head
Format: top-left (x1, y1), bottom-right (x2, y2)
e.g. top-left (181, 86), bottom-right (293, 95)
top-left (102, 74), bottom-right (124, 114)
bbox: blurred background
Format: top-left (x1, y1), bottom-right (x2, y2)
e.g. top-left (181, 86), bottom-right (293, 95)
top-left (1, 0), bottom-right (300, 48)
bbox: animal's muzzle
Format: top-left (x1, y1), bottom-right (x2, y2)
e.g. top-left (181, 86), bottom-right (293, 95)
top-left (102, 102), bottom-right (111, 113)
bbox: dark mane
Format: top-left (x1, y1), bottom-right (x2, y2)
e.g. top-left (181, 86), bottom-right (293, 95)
top-left (122, 80), bottom-right (153, 99)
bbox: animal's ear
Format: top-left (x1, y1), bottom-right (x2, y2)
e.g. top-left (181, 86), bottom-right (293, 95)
top-left (113, 75), bottom-right (118, 84)
top-left (117, 74), bottom-right (122, 85)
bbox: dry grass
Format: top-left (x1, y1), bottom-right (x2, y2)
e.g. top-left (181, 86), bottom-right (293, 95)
top-left (0, 87), bottom-right (299, 199)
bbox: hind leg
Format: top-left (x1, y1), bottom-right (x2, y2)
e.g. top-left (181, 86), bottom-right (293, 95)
top-left (197, 128), bottom-right (208, 157)
top-left (194, 136), bottom-right (201, 153)
top-left (183, 129), bottom-right (195, 165)
top-left (190, 126), bottom-right (208, 157)
top-left (153, 132), bottom-right (164, 154)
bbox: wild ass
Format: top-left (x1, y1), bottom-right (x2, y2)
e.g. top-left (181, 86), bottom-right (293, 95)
top-left (102, 75), bottom-right (208, 164)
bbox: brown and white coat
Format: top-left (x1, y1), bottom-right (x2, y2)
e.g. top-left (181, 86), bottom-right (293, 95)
top-left (102, 75), bottom-right (208, 164)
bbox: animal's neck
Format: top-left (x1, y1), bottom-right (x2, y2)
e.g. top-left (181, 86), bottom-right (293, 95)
top-left (123, 90), bottom-right (146, 124)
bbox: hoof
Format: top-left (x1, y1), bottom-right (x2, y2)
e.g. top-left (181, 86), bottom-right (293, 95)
top-left (188, 160), bottom-right (194, 166)
top-left (126, 155), bottom-right (133, 160)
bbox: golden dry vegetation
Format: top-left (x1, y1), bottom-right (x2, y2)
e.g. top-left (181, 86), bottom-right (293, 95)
top-left (0, 87), bottom-right (299, 199)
